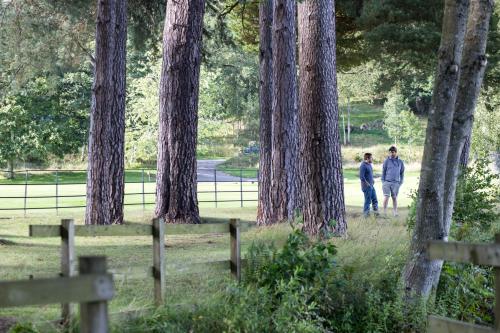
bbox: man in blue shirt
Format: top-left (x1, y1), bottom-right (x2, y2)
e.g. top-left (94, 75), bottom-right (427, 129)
top-left (359, 152), bottom-right (378, 217)
top-left (382, 146), bottom-right (405, 216)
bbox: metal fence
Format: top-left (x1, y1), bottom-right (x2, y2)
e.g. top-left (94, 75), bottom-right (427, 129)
top-left (0, 168), bottom-right (259, 213)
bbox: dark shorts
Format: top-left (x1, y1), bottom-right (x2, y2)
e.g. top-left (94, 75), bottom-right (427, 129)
top-left (382, 182), bottom-right (400, 197)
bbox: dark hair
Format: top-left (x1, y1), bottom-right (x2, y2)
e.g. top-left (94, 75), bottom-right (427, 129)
top-left (364, 153), bottom-right (372, 160)
top-left (389, 146), bottom-right (397, 152)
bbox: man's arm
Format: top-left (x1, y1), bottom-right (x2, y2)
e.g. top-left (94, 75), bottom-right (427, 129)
top-left (400, 160), bottom-right (405, 184)
top-left (381, 160), bottom-right (387, 182)
top-left (359, 164), bottom-right (369, 186)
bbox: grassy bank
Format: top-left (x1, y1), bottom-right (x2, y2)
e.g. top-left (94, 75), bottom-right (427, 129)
top-left (0, 206), bottom-right (410, 332)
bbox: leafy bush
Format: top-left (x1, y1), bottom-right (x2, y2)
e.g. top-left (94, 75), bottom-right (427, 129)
top-left (451, 158), bottom-right (500, 242)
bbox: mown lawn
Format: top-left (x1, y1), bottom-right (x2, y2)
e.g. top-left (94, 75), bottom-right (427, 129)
top-left (0, 206), bottom-right (410, 332)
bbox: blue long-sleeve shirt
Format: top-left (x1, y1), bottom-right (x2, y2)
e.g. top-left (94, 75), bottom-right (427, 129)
top-left (382, 157), bottom-right (405, 184)
top-left (359, 161), bottom-right (374, 189)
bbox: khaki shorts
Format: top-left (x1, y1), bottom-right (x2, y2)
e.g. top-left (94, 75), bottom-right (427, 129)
top-left (383, 182), bottom-right (400, 197)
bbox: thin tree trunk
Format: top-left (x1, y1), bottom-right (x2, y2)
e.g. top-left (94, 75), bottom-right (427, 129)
top-left (85, 0), bottom-right (116, 225)
top-left (109, 0), bottom-right (127, 225)
top-left (443, 0), bottom-right (493, 239)
top-left (347, 96), bottom-right (351, 144)
top-left (403, 0), bottom-right (469, 297)
top-left (7, 158), bottom-right (14, 179)
top-left (155, 0), bottom-right (206, 224)
top-left (270, 0), bottom-right (298, 223)
top-left (298, 0), bottom-right (346, 236)
top-left (257, 0), bottom-right (274, 226)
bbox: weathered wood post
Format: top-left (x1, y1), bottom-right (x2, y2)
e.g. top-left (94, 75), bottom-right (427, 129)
top-left (495, 234), bottom-right (500, 332)
top-left (229, 218), bottom-right (241, 282)
top-left (79, 256), bottom-right (111, 333)
top-left (153, 218), bottom-right (165, 306)
top-left (61, 219), bottom-right (75, 327)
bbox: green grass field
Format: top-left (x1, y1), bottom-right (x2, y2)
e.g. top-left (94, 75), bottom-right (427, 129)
top-left (0, 170), bottom-right (419, 216)
top-left (0, 206), bottom-right (410, 332)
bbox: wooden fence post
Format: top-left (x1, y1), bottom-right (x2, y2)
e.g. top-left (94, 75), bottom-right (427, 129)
top-left (153, 218), bottom-right (165, 306)
top-left (229, 218), bottom-right (241, 282)
top-left (495, 234), bottom-right (500, 332)
top-left (79, 256), bottom-right (110, 333)
top-left (61, 219), bottom-right (75, 328)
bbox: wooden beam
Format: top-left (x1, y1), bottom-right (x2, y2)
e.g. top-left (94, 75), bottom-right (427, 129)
top-left (79, 257), bottom-right (112, 333)
top-left (427, 241), bottom-right (500, 267)
top-left (153, 218), bottom-right (165, 306)
top-left (60, 219), bottom-right (76, 327)
top-left (229, 219), bottom-right (241, 282)
top-left (0, 274), bottom-right (114, 307)
top-left (427, 315), bottom-right (494, 333)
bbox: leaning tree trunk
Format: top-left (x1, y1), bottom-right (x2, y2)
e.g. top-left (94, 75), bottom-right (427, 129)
top-left (443, 0), bottom-right (493, 237)
top-left (256, 0), bottom-right (274, 226)
top-left (297, 0), bottom-right (346, 236)
top-left (270, 0), bottom-right (299, 223)
top-left (108, 0), bottom-right (127, 225)
top-left (85, 0), bottom-right (116, 225)
top-left (155, 0), bottom-right (206, 224)
top-left (403, 0), bottom-right (469, 297)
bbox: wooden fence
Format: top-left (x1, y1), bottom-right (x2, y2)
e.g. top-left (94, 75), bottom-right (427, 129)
top-left (28, 218), bottom-right (244, 325)
top-left (427, 235), bottom-right (500, 333)
top-left (0, 256), bottom-right (114, 333)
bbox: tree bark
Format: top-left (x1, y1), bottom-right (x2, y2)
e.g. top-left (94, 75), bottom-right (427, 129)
top-left (270, 0), bottom-right (299, 223)
top-left (443, 0), bottom-right (493, 241)
top-left (155, 0), bottom-right (206, 224)
top-left (256, 0), bottom-right (274, 226)
top-left (403, 0), bottom-right (469, 297)
top-left (459, 135), bottom-right (471, 167)
top-left (109, 0), bottom-right (127, 225)
top-left (85, 0), bottom-right (116, 225)
top-left (297, 0), bottom-right (346, 236)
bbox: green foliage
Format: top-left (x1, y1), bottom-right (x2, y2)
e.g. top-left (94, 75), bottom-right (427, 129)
top-left (383, 89), bottom-right (425, 146)
top-left (451, 158), bottom-right (500, 242)
top-left (7, 323), bottom-right (39, 333)
top-left (0, 74), bottom-right (90, 169)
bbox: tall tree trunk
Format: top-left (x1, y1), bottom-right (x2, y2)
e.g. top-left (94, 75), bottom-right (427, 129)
top-left (297, 0), bottom-right (346, 236)
top-left (257, 0), bottom-right (274, 226)
top-left (403, 0), bottom-right (469, 297)
top-left (155, 0), bottom-right (205, 224)
top-left (444, 0), bottom-right (493, 240)
top-left (270, 0), bottom-right (298, 223)
top-left (85, 0), bottom-right (116, 225)
top-left (7, 158), bottom-right (14, 179)
top-left (109, 0), bottom-right (127, 225)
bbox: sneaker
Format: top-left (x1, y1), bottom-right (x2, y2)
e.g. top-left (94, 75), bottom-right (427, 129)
top-left (393, 211), bottom-right (399, 217)
top-left (374, 211), bottom-right (380, 217)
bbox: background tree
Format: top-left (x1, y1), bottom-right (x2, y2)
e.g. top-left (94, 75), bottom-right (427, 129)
top-left (155, 0), bottom-right (206, 224)
top-left (86, 0), bottom-right (127, 225)
top-left (298, 0), bottom-right (346, 236)
top-left (256, 0), bottom-right (273, 226)
top-left (402, 0), bottom-right (469, 297)
top-left (270, 0), bottom-right (298, 223)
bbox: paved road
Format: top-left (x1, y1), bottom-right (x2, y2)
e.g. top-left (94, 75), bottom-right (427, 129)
top-left (197, 159), bottom-right (257, 182)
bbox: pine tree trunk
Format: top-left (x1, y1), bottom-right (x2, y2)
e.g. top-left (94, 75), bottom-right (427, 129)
top-left (297, 0), bottom-right (346, 236)
top-left (155, 0), bottom-right (206, 224)
top-left (270, 0), bottom-right (298, 223)
top-left (443, 0), bottom-right (493, 241)
top-left (256, 0), bottom-right (274, 226)
top-left (403, 0), bottom-right (469, 297)
top-left (85, 0), bottom-right (116, 225)
top-left (109, 0), bottom-right (127, 225)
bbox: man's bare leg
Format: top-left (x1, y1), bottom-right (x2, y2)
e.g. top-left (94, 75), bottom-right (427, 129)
top-left (392, 196), bottom-right (398, 216)
top-left (383, 196), bottom-right (390, 215)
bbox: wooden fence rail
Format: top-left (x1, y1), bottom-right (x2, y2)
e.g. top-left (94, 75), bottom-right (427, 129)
top-left (28, 218), bottom-right (244, 324)
top-left (426, 235), bottom-right (500, 333)
top-left (0, 256), bottom-right (114, 333)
